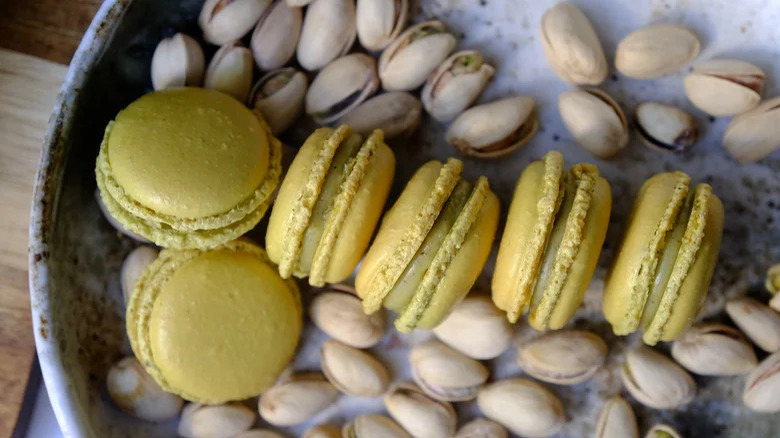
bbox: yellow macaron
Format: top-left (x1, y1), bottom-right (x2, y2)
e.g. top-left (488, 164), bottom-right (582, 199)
top-left (492, 151), bottom-right (612, 330)
top-left (266, 125), bottom-right (395, 286)
top-left (96, 87), bottom-right (281, 249)
top-left (356, 158), bottom-right (500, 332)
top-left (603, 171), bottom-right (724, 345)
top-left (126, 240), bottom-right (301, 403)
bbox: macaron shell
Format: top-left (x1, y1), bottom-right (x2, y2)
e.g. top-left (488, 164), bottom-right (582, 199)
top-left (492, 151), bottom-right (565, 323)
top-left (356, 158), bottom-right (463, 313)
top-left (602, 171), bottom-right (691, 335)
top-left (309, 131), bottom-right (396, 286)
top-left (643, 185), bottom-right (723, 344)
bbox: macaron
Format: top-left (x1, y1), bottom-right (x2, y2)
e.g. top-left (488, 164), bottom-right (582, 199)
top-left (492, 150), bottom-right (612, 330)
top-left (266, 125), bottom-right (395, 286)
top-left (355, 158), bottom-right (500, 332)
top-left (603, 171), bottom-right (724, 345)
top-left (96, 87), bottom-right (281, 249)
top-left (126, 240), bottom-right (301, 403)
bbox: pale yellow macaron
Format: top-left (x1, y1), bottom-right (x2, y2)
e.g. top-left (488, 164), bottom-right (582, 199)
top-left (96, 88), bottom-right (281, 249)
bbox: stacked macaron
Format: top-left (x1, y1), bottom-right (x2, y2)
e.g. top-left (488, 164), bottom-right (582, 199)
top-left (356, 158), bottom-right (500, 332)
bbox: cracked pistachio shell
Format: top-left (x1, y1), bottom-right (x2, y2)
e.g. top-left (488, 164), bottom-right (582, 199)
top-left (455, 418), bottom-right (508, 438)
top-left (684, 59), bottom-right (764, 116)
top-left (670, 323), bottom-right (757, 376)
top-left (559, 88), bottom-right (628, 158)
top-left (356, 0), bottom-right (409, 51)
top-left (635, 102), bottom-right (698, 153)
top-left (343, 414), bottom-right (411, 438)
top-left (341, 91), bottom-right (422, 139)
top-left (150, 33), bottom-right (204, 90)
top-left (517, 330), bottom-right (607, 385)
top-left (297, 0), bottom-right (356, 71)
top-left (384, 383), bottom-right (457, 438)
top-left (321, 339), bottom-right (390, 397)
top-left (595, 396), bottom-right (639, 438)
top-left (432, 295), bottom-right (513, 359)
top-left (446, 96), bottom-right (538, 159)
top-left (250, 1), bottom-right (302, 71)
top-left (766, 263), bottom-right (780, 295)
top-left (178, 402), bottom-right (255, 438)
top-left (378, 21), bottom-right (457, 91)
top-left (540, 2), bottom-right (607, 85)
top-left (199, 0), bottom-right (271, 45)
top-left (235, 430), bottom-right (286, 438)
top-left (615, 24), bottom-right (700, 79)
top-left (409, 340), bottom-right (489, 402)
top-left (620, 347), bottom-right (695, 410)
top-left (258, 373), bottom-right (340, 426)
top-left (249, 68), bottom-right (307, 135)
top-left (477, 378), bottom-right (564, 438)
top-left (95, 189), bottom-right (149, 242)
top-left (120, 246), bottom-right (158, 306)
top-left (722, 95), bottom-right (780, 163)
top-left (106, 357), bottom-right (183, 422)
top-left (421, 50), bottom-right (495, 122)
top-left (309, 285), bottom-right (385, 348)
top-left (743, 350), bottom-right (780, 412)
top-left (645, 424), bottom-right (684, 438)
top-left (204, 41), bottom-right (254, 102)
top-left (306, 54), bottom-right (379, 125)
top-left (725, 297), bottom-right (780, 352)
top-left (303, 424), bottom-right (341, 438)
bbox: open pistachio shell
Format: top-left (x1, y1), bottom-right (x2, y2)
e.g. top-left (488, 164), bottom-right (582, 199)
top-left (306, 54), bottom-right (379, 125)
top-left (446, 96), bottom-right (538, 159)
top-left (384, 383), bottom-right (457, 438)
top-left (309, 285), bottom-right (386, 348)
top-left (250, 1), bottom-right (302, 71)
top-left (341, 91), bottom-right (422, 139)
top-left (409, 340), bottom-right (488, 401)
top-left (356, 0), bottom-right (409, 51)
top-left (421, 50), bottom-right (495, 122)
top-left (615, 24), bottom-right (700, 79)
top-left (635, 102), bottom-right (698, 153)
top-left (343, 414), bottom-right (411, 438)
top-left (204, 40), bottom-right (254, 102)
top-left (743, 350), bottom-right (780, 412)
top-left (150, 33), bottom-right (204, 90)
top-left (684, 59), bottom-right (764, 116)
top-left (106, 357), bottom-right (183, 422)
top-left (540, 2), bottom-right (607, 85)
top-left (199, 0), bottom-right (271, 45)
top-left (595, 396), bottom-right (639, 438)
top-left (321, 339), bottom-right (390, 397)
top-left (297, 0), bottom-right (356, 71)
top-left (670, 323), bottom-right (757, 376)
top-left (517, 330), bottom-right (607, 385)
top-left (258, 373), bottom-right (340, 426)
top-left (249, 68), bottom-right (307, 135)
top-left (178, 402), bottom-right (255, 438)
top-left (559, 88), bottom-right (628, 158)
top-left (477, 378), bottom-right (564, 438)
top-left (620, 347), bottom-right (695, 409)
top-left (725, 297), bottom-right (780, 352)
top-left (722, 95), bottom-right (780, 163)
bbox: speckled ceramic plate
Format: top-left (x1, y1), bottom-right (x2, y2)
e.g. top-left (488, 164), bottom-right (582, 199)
top-left (30, 0), bottom-right (780, 437)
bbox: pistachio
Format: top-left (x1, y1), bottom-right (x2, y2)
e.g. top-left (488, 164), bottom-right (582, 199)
top-left (235, 430), bottom-right (286, 438)
top-left (725, 297), bottom-right (780, 352)
top-left (620, 347), bottom-right (696, 409)
top-left (558, 88), bottom-right (628, 158)
top-left (384, 383), bottom-right (457, 438)
top-left (341, 91), bottom-right (422, 139)
top-left (199, 0), bottom-right (271, 45)
top-left (309, 286), bottom-right (385, 348)
top-left (684, 59), bottom-right (764, 116)
top-left (517, 330), bottom-right (607, 385)
top-left (615, 24), bottom-right (700, 79)
top-left (766, 263), bottom-right (780, 295)
top-left (378, 21), bottom-right (457, 91)
top-left (409, 340), bottom-right (489, 402)
top-left (343, 414), bottom-right (411, 438)
top-left (250, 1), bottom-right (302, 71)
top-left (770, 293), bottom-right (780, 313)
top-left (120, 246), bottom-right (158, 306)
top-left (540, 2), bottom-right (607, 85)
top-left (306, 54), bottom-right (379, 125)
top-left (204, 41), bottom-right (254, 102)
top-left (150, 33), bottom-right (204, 90)
top-left (106, 357), bottom-right (183, 422)
top-left (286, 0), bottom-right (313, 5)
top-left (421, 50), bottom-right (495, 122)
top-left (178, 402), bottom-right (255, 438)
top-left (304, 424), bottom-right (342, 438)
top-left (95, 190), bottom-right (150, 242)
top-left (258, 373), bottom-right (340, 426)
top-left (445, 97), bottom-right (538, 159)
top-left (321, 339), bottom-right (390, 397)
top-left (356, 0), bottom-right (408, 51)
top-left (635, 102), bottom-right (698, 153)
top-left (297, 0), bottom-right (356, 71)
top-left (743, 350), bottom-right (780, 412)
top-left (432, 296), bottom-right (512, 359)
top-left (595, 396), bottom-right (639, 438)
top-left (645, 424), bottom-right (684, 438)
top-left (670, 323), bottom-right (757, 376)
top-left (455, 418), bottom-right (508, 438)
top-left (249, 68), bottom-right (307, 135)
top-left (477, 378), bottom-right (565, 438)
top-left (722, 95), bottom-right (780, 163)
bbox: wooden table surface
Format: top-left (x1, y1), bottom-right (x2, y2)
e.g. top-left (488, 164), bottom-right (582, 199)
top-left (0, 1), bottom-right (102, 435)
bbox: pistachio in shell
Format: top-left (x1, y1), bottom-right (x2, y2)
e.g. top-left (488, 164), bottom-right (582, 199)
top-left (766, 262), bottom-right (780, 296)
top-left (595, 396), bottom-right (639, 438)
top-left (615, 24), bottom-right (700, 79)
top-left (303, 424), bottom-right (341, 438)
top-left (178, 402), bottom-right (255, 438)
top-left (235, 431), bottom-right (286, 438)
top-left (516, 330), bottom-right (607, 385)
top-left (204, 40), bottom-right (254, 102)
top-left (250, 1), bottom-right (302, 71)
top-left (258, 373), bottom-right (340, 426)
top-left (341, 91), bottom-right (422, 139)
top-left (620, 347), bottom-right (695, 409)
top-left (540, 2), bottom-right (607, 85)
top-left (150, 33), bottom-right (204, 90)
top-left (743, 350), bottom-right (780, 412)
top-left (635, 102), bottom-right (698, 153)
top-left (306, 53), bottom-right (379, 125)
top-left (309, 285), bottom-right (386, 348)
top-left (95, 189), bottom-right (150, 242)
top-left (722, 95), bottom-right (780, 163)
top-left (445, 96), bottom-right (538, 159)
top-left (455, 418), bottom-right (508, 438)
top-left (199, 0), bottom-right (271, 45)
top-left (356, 0), bottom-right (409, 51)
top-left (297, 0), bottom-right (356, 71)
top-left (384, 383), bottom-right (457, 438)
top-left (320, 339), bottom-right (390, 397)
top-left (684, 59), bottom-right (764, 116)
top-left (432, 295), bottom-right (513, 360)
top-left (725, 297), bottom-right (780, 352)
top-left (645, 424), bottom-right (684, 438)
top-left (106, 357), bottom-right (183, 422)
top-left (120, 246), bottom-right (158, 306)
top-left (249, 67), bottom-right (307, 135)
top-left (421, 50), bottom-right (495, 122)
top-left (343, 414), bottom-right (411, 438)
top-left (670, 323), bottom-right (757, 376)
top-left (476, 378), bottom-right (565, 438)
top-left (558, 88), bottom-right (628, 158)
top-left (409, 340), bottom-right (489, 402)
